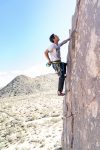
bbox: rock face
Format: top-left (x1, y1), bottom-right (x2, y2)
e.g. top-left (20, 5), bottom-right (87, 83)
top-left (62, 0), bottom-right (100, 150)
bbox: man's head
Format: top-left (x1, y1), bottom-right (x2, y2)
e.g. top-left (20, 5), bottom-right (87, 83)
top-left (49, 34), bottom-right (59, 43)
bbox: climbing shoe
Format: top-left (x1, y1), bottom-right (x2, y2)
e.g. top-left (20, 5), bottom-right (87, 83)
top-left (58, 91), bottom-right (65, 96)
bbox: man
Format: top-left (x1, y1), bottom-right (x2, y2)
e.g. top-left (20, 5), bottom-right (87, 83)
top-left (44, 34), bottom-right (70, 96)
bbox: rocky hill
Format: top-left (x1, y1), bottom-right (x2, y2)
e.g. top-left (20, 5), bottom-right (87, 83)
top-left (0, 73), bottom-right (58, 98)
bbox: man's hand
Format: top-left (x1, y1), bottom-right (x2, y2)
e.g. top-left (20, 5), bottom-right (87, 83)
top-left (70, 30), bottom-right (76, 38)
top-left (67, 38), bottom-right (71, 41)
top-left (48, 60), bottom-right (52, 65)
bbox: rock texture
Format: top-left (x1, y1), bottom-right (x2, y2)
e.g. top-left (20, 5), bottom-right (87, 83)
top-left (63, 0), bottom-right (100, 150)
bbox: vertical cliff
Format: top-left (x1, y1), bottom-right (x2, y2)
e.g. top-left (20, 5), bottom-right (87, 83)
top-left (62, 0), bottom-right (100, 149)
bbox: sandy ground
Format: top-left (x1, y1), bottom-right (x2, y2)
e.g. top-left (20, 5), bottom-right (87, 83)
top-left (0, 90), bottom-right (63, 150)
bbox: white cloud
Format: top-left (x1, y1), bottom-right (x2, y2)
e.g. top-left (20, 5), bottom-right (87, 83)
top-left (0, 64), bottom-right (55, 88)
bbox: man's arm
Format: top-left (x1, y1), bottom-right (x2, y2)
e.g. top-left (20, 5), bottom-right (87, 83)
top-left (60, 38), bottom-right (70, 46)
top-left (44, 49), bottom-right (52, 64)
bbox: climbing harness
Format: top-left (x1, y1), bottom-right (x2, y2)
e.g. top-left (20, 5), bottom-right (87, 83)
top-left (46, 60), bottom-right (61, 67)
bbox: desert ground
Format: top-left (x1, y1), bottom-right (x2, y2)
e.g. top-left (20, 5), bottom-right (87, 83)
top-left (0, 74), bottom-right (64, 150)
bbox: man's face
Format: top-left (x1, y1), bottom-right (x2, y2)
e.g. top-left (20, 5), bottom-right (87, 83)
top-left (54, 35), bottom-right (59, 42)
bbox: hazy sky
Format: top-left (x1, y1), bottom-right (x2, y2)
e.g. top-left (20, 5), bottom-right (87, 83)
top-left (0, 0), bottom-right (76, 87)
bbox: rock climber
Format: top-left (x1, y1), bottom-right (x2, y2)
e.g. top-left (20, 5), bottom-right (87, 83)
top-left (44, 34), bottom-right (71, 96)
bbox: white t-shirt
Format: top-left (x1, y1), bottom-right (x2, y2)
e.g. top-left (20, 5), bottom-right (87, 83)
top-left (48, 43), bottom-right (62, 62)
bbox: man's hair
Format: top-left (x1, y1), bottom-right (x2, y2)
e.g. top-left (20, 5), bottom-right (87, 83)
top-left (49, 34), bottom-right (55, 43)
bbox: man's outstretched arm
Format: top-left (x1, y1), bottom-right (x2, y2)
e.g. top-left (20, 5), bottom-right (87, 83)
top-left (60, 38), bottom-right (70, 46)
top-left (44, 49), bottom-right (52, 64)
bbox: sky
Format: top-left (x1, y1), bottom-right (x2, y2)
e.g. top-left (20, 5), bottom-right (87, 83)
top-left (0, 0), bottom-right (76, 87)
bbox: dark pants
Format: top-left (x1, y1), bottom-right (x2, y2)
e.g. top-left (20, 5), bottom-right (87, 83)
top-left (52, 62), bottom-right (67, 92)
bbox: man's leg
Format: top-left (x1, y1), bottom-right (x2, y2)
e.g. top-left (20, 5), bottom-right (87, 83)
top-left (61, 62), bottom-right (67, 75)
top-left (58, 76), bottom-right (65, 92)
top-left (52, 63), bottom-right (66, 96)
top-left (58, 62), bottom-right (66, 95)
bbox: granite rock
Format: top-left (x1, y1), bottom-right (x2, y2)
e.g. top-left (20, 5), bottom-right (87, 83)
top-left (62, 0), bottom-right (100, 149)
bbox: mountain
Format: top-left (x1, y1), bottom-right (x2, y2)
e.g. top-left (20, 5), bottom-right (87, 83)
top-left (0, 73), bottom-right (58, 98)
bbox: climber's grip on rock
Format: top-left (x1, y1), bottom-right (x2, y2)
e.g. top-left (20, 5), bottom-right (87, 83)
top-left (70, 29), bottom-right (76, 38)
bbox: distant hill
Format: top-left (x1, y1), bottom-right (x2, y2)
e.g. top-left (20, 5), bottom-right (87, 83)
top-left (0, 73), bottom-right (58, 98)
